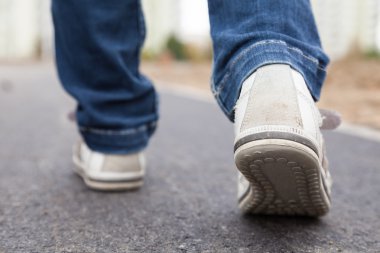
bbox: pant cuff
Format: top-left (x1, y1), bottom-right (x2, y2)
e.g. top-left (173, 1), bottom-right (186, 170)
top-left (79, 121), bottom-right (157, 154)
top-left (212, 39), bottom-right (329, 122)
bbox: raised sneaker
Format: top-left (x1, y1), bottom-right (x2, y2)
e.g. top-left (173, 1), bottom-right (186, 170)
top-left (234, 64), bottom-right (333, 216)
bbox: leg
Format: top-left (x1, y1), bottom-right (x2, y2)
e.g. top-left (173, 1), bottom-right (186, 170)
top-left (207, 0), bottom-right (329, 121)
top-left (52, 0), bottom-right (156, 190)
top-left (208, 0), bottom-right (332, 216)
top-left (52, 0), bottom-right (158, 154)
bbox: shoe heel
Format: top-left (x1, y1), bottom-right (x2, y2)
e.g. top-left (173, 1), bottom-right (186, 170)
top-left (234, 139), bottom-right (330, 216)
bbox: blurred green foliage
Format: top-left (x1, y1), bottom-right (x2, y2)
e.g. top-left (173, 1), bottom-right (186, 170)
top-left (166, 35), bottom-right (187, 61)
top-left (364, 49), bottom-right (380, 59)
top-left (142, 34), bottom-right (212, 62)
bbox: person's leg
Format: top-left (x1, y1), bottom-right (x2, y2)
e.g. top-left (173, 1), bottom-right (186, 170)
top-left (208, 0), bottom-right (332, 216)
top-left (52, 0), bottom-right (157, 190)
top-left (52, 0), bottom-right (158, 155)
top-left (208, 0), bottom-right (328, 121)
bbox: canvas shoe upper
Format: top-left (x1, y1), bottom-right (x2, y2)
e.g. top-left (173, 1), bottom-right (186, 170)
top-left (72, 141), bottom-right (145, 191)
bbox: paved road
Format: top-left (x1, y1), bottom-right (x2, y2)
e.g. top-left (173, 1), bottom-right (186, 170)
top-left (0, 64), bottom-right (379, 252)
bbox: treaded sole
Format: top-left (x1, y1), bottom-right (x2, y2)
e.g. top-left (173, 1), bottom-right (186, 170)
top-left (73, 165), bottom-right (143, 191)
top-left (82, 176), bottom-right (143, 191)
top-left (234, 139), bottom-right (330, 217)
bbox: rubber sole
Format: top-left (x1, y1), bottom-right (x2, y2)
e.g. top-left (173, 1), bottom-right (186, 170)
top-left (72, 157), bottom-right (143, 191)
top-left (234, 139), bottom-right (330, 217)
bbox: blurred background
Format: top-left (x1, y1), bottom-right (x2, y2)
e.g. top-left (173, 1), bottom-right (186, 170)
top-left (0, 0), bottom-right (380, 128)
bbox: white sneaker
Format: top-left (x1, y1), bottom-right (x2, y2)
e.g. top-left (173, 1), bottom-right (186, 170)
top-left (72, 141), bottom-right (145, 191)
top-left (234, 64), bottom-right (332, 216)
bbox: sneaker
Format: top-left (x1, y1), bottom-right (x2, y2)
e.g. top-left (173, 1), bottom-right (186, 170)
top-left (72, 141), bottom-right (145, 191)
top-left (234, 64), bottom-right (332, 216)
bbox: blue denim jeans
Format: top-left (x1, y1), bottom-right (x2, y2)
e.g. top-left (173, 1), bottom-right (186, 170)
top-left (52, 0), bottom-right (329, 154)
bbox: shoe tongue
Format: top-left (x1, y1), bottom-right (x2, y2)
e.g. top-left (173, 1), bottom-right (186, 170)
top-left (319, 109), bottom-right (341, 130)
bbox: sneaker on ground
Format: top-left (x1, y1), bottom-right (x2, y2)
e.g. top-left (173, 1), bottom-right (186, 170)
top-left (234, 64), bottom-right (332, 217)
top-left (72, 141), bottom-right (145, 191)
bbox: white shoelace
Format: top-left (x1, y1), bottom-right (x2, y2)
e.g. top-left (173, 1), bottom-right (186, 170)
top-left (319, 109), bottom-right (341, 130)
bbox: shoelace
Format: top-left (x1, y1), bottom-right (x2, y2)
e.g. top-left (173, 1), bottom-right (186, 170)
top-left (319, 109), bottom-right (341, 130)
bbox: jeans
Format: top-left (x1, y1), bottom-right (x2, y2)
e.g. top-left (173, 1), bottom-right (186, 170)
top-left (52, 0), bottom-right (329, 154)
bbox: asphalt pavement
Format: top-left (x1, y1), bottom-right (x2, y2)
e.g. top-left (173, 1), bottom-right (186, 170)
top-left (0, 63), bottom-right (379, 252)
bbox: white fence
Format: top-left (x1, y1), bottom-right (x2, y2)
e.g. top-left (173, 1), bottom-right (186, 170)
top-left (312, 0), bottom-right (380, 58)
top-left (0, 0), bottom-right (379, 60)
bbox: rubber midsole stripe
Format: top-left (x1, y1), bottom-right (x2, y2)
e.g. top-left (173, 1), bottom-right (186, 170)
top-left (234, 131), bottom-right (318, 156)
top-left (86, 176), bottom-right (143, 183)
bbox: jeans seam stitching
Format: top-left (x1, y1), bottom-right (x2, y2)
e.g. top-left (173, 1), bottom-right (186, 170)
top-left (253, 50), bottom-right (321, 73)
top-left (79, 121), bottom-right (157, 136)
top-left (215, 40), bottom-right (325, 98)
